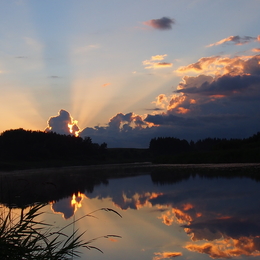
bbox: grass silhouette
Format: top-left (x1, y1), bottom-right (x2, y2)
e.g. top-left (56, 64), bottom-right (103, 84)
top-left (0, 203), bottom-right (121, 259)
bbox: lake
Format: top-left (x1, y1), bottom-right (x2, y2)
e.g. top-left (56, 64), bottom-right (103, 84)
top-left (1, 163), bottom-right (260, 260)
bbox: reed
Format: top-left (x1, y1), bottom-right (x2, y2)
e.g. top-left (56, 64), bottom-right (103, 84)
top-left (0, 203), bottom-right (121, 259)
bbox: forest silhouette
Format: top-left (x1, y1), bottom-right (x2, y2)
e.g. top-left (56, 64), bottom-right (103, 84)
top-left (0, 128), bottom-right (259, 171)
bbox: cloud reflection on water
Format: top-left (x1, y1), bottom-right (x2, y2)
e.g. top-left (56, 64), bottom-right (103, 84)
top-left (48, 173), bottom-right (260, 259)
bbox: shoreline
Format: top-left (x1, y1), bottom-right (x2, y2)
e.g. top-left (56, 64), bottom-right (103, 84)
top-left (1, 162), bottom-right (260, 177)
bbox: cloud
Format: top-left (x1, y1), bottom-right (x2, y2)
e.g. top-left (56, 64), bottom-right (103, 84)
top-left (151, 54), bottom-right (168, 61)
top-left (45, 109), bottom-right (80, 136)
top-left (143, 17), bottom-right (175, 30)
top-left (83, 172), bottom-right (260, 260)
top-left (102, 83), bottom-right (111, 87)
top-left (80, 112), bottom-right (154, 148)
top-left (152, 94), bottom-right (169, 109)
top-left (207, 35), bottom-right (259, 47)
top-left (79, 54), bottom-right (260, 148)
top-left (51, 192), bottom-right (85, 219)
top-left (153, 252), bottom-right (182, 260)
top-left (185, 237), bottom-right (260, 259)
top-left (252, 48), bottom-right (260, 52)
top-left (143, 54), bottom-right (173, 69)
top-left (175, 74), bottom-right (260, 96)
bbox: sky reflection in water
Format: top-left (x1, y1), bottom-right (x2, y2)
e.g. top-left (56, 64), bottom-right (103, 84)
top-left (49, 174), bottom-right (260, 260)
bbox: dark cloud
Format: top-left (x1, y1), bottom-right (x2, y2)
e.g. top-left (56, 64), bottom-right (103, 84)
top-left (80, 112), bottom-right (154, 148)
top-left (145, 114), bottom-right (197, 126)
top-left (78, 54), bottom-right (260, 148)
top-left (145, 108), bottom-right (164, 111)
top-left (51, 193), bottom-right (84, 219)
top-left (49, 75), bottom-right (60, 79)
top-left (144, 17), bottom-right (175, 30)
top-left (175, 74), bottom-right (260, 96)
top-left (45, 109), bottom-right (79, 136)
top-left (183, 217), bottom-right (260, 241)
top-left (51, 197), bottom-right (75, 219)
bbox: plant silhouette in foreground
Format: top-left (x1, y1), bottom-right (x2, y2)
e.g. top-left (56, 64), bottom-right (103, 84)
top-left (0, 203), bottom-right (122, 259)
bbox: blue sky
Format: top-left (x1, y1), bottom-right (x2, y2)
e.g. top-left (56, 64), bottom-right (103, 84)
top-left (1, 0), bottom-right (260, 147)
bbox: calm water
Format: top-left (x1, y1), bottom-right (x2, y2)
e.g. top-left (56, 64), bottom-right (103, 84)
top-left (1, 166), bottom-right (260, 260)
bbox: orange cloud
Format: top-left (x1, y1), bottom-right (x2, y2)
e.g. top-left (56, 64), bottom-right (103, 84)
top-left (252, 48), bottom-right (260, 52)
top-left (153, 251), bottom-right (182, 260)
top-left (143, 55), bottom-right (172, 69)
top-left (185, 237), bottom-right (260, 259)
top-left (183, 203), bottom-right (194, 211)
top-left (152, 94), bottom-right (168, 109)
top-left (175, 55), bottom-right (255, 76)
top-left (102, 83), bottom-right (111, 87)
top-left (151, 54), bottom-right (167, 61)
top-left (173, 208), bottom-right (193, 224)
top-left (176, 107), bottom-right (190, 114)
top-left (167, 94), bottom-right (186, 111)
top-left (159, 208), bottom-right (193, 226)
top-left (159, 210), bottom-right (175, 226)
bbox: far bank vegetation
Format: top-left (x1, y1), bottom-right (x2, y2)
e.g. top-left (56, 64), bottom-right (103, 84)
top-left (0, 128), bottom-right (259, 170)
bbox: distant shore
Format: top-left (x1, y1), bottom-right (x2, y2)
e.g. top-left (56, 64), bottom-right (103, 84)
top-left (1, 162), bottom-right (260, 177)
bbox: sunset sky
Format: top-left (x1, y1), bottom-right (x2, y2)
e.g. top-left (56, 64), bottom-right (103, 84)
top-left (1, 0), bottom-right (260, 147)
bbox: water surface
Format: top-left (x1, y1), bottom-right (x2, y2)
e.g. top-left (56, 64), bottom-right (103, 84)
top-left (1, 165), bottom-right (260, 260)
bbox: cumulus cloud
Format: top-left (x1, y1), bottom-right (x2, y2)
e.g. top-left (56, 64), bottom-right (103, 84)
top-left (79, 112), bottom-right (156, 148)
top-left (143, 17), bottom-right (175, 30)
top-left (45, 109), bottom-right (80, 136)
top-left (79, 54), bottom-right (260, 148)
top-left (143, 54), bottom-right (173, 69)
top-left (152, 94), bottom-right (169, 109)
top-left (51, 193), bottom-right (85, 219)
top-left (207, 35), bottom-right (259, 47)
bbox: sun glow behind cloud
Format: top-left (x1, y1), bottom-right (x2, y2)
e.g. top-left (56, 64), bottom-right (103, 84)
top-left (1, 0), bottom-right (260, 149)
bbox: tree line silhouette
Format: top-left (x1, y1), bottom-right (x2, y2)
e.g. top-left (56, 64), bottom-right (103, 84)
top-left (149, 132), bottom-right (260, 163)
top-left (0, 128), bottom-right (107, 170)
top-left (0, 128), bottom-right (259, 170)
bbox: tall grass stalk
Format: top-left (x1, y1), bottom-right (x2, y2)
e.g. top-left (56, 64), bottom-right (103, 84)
top-left (0, 203), bottom-right (121, 259)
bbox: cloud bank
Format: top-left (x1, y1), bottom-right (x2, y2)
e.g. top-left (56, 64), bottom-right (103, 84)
top-left (45, 53), bottom-right (260, 148)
